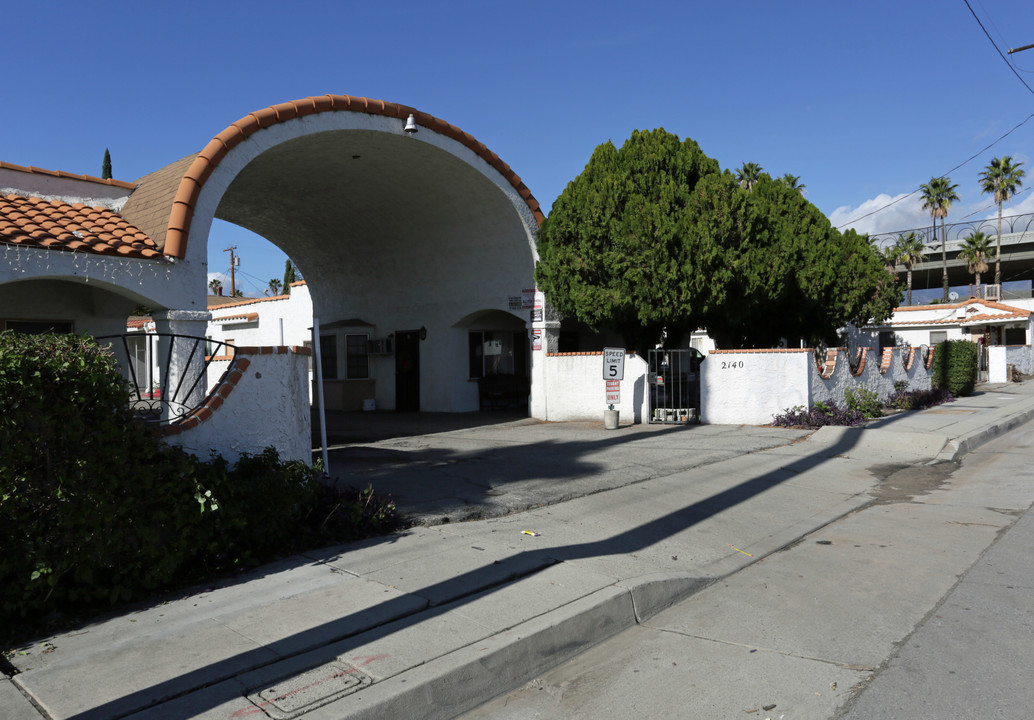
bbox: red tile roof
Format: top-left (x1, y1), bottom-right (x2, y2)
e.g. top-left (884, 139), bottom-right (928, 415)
top-left (154, 94), bottom-right (544, 259)
top-left (883, 298), bottom-right (1029, 327)
top-left (216, 312), bottom-right (259, 322)
top-left (0, 161), bottom-right (136, 190)
top-left (208, 293), bottom-right (293, 310)
top-left (0, 194), bottom-right (162, 259)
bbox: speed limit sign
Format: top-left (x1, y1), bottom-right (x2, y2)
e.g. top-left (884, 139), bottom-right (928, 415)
top-left (603, 347), bottom-right (625, 380)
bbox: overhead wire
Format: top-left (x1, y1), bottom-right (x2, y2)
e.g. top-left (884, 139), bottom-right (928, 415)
top-left (836, 1), bottom-right (1034, 230)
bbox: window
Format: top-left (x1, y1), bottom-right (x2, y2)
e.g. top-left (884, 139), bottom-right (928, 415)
top-left (1005, 327), bottom-right (1026, 345)
top-left (345, 334), bottom-right (369, 379)
top-left (929, 331), bottom-right (947, 345)
top-left (319, 334), bottom-right (338, 380)
top-left (469, 331), bottom-right (528, 378)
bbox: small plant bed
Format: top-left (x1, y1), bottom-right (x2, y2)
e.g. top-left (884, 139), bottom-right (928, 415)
top-left (772, 387), bottom-right (956, 429)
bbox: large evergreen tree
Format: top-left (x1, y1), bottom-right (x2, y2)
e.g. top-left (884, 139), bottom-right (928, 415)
top-left (101, 149), bottom-right (112, 180)
top-left (535, 129), bottom-right (898, 352)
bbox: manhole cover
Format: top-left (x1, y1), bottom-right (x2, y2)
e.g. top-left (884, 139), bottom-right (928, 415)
top-left (246, 661), bottom-right (371, 718)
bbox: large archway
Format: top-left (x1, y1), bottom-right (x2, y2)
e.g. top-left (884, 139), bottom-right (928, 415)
top-left (125, 96), bottom-right (544, 412)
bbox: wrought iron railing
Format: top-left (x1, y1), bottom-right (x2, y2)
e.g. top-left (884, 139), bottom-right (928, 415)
top-left (97, 333), bottom-right (237, 425)
top-left (869, 211), bottom-right (1034, 251)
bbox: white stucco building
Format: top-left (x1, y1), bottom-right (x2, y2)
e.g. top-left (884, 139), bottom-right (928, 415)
top-left (2, 94), bottom-right (561, 461)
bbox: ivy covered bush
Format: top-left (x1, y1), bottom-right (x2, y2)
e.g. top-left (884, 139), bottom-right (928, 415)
top-left (0, 332), bottom-right (398, 636)
top-left (931, 339), bottom-right (979, 397)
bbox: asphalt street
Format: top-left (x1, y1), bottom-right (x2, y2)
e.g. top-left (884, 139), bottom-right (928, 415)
top-left (461, 416), bottom-right (1034, 719)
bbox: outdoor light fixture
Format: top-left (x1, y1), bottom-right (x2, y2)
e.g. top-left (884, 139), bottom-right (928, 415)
top-left (419, 326), bottom-right (427, 340)
top-left (404, 114), bottom-right (418, 134)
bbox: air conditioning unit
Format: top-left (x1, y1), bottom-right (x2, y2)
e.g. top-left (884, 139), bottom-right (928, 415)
top-left (983, 284), bottom-right (1001, 301)
top-left (367, 337), bottom-right (393, 355)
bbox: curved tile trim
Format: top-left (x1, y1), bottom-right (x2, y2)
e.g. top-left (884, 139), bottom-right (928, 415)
top-left (163, 95), bottom-right (545, 258)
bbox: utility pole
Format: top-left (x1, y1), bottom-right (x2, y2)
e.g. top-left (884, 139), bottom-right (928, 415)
top-left (223, 246), bottom-right (238, 296)
top-left (1007, 42), bottom-right (1034, 54)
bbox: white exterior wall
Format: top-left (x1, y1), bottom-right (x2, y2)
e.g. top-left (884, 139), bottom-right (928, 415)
top-left (208, 283), bottom-right (314, 347)
top-left (538, 353), bottom-right (649, 423)
top-left (701, 351), bottom-right (812, 425)
top-left (699, 347), bottom-right (934, 426)
top-left (988, 346), bottom-right (1009, 383)
top-left (167, 349), bottom-right (311, 465)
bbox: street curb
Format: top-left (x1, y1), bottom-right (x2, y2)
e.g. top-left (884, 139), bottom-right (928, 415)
top-left (256, 575), bottom-right (713, 720)
top-left (937, 404), bottom-right (1034, 462)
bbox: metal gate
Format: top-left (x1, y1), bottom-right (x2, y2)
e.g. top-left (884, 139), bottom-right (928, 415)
top-left (648, 348), bottom-right (704, 424)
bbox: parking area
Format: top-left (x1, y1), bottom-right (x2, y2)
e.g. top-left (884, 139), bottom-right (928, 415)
top-left (312, 410), bottom-right (810, 525)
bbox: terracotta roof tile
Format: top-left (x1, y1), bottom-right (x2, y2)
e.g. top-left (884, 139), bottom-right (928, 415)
top-left (154, 94), bottom-right (544, 259)
top-left (208, 293), bottom-right (292, 310)
top-left (217, 312), bottom-right (259, 322)
top-left (0, 194), bottom-right (161, 259)
top-left (0, 161), bottom-right (136, 190)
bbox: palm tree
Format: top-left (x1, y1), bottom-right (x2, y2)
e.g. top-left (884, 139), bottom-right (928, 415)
top-left (959, 230), bottom-right (993, 291)
top-left (893, 231), bottom-right (926, 306)
top-left (920, 176), bottom-right (960, 302)
top-left (267, 278), bottom-right (283, 296)
top-left (779, 173), bottom-right (805, 194)
top-left (979, 156), bottom-right (1025, 287)
top-left (735, 162), bottom-right (763, 191)
top-left (208, 278), bottom-right (223, 296)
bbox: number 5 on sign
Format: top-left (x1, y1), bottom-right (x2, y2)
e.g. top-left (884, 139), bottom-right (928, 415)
top-left (603, 348), bottom-right (625, 380)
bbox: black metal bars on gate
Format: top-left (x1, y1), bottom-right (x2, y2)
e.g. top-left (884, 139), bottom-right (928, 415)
top-left (96, 333), bottom-right (236, 425)
top-left (647, 348), bottom-right (704, 424)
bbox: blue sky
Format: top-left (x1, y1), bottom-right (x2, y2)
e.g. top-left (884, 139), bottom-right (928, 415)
top-left (6, 1), bottom-right (1034, 297)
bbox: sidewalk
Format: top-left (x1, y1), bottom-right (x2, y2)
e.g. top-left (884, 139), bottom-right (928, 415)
top-left (5, 383), bottom-right (1034, 720)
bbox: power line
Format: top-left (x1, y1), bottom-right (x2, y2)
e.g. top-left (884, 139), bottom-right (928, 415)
top-left (963, 0), bottom-right (1034, 96)
top-left (836, 111), bottom-right (1034, 229)
top-left (835, 1), bottom-right (1034, 231)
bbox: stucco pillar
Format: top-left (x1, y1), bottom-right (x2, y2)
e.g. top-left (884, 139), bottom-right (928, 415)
top-left (151, 309), bottom-right (213, 422)
top-left (987, 345), bottom-right (1008, 383)
top-left (529, 293), bottom-right (561, 420)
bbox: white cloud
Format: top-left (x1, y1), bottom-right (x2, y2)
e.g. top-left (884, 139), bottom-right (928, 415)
top-left (829, 186), bottom-right (1034, 245)
top-left (828, 193), bottom-right (931, 238)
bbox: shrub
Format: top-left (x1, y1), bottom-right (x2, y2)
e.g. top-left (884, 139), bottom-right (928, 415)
top-left (844, 387), bottom-right (884, 419)
top-left (886, 387), bottom-right (955, 411)
top-left (931, 340), bottom-right (978, 397)
top-left (772, 403), bottom-right (866, 429)
top-left (772, 386), bottom-right (955, 429)
top-left (0, 332), bottom-right (399, 636)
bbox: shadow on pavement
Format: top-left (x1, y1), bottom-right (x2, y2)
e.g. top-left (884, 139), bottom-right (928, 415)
top-left (73, 413), bottom-right (904, 720)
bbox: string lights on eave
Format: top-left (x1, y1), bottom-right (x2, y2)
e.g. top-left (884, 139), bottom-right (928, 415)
top-left (1, 241), bottom-right (171, 289)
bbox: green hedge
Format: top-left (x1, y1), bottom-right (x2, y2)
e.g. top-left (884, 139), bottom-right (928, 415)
top-left (931, 339), bottom-right (978, 397)
top-left (0, 332), bottom-right (397, 636)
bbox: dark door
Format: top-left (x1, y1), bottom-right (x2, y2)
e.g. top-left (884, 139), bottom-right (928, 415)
top-left (395, 330), bottom-right (420, 411)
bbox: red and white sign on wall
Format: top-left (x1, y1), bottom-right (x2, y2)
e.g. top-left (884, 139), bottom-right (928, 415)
top-left (531, 330), bottom-right (542, 352)
top-left (605, 379), bottom-right (620, 404)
